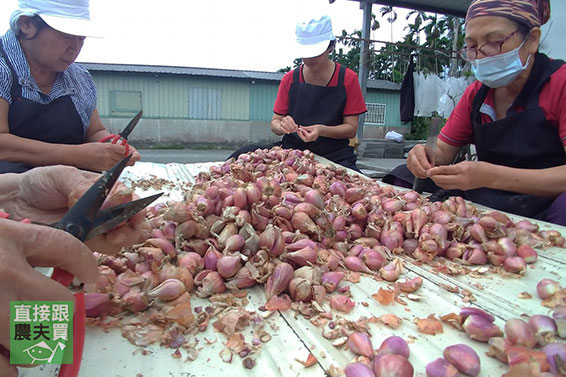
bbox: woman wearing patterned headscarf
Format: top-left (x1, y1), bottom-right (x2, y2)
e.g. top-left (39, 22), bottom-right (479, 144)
top-left (403, 0), bottom-right (566, 225)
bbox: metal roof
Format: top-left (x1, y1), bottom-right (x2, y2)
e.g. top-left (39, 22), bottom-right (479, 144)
top-left (80, 62), bottom-right (400, 91)
top-left (349, 0), bottom-right (473, 18)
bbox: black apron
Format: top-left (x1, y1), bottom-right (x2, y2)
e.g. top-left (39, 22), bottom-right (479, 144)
top-left (282, 64), bottom-right (359, 171)
top-left (383, 53), bottom-right (566, 219)
top-left (0, 41), bottom-right (84, 173)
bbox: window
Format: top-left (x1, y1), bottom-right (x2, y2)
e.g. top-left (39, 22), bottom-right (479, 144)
top-left (188, 88), bottom-right (221, 119)
top-left (109, 91), bottom-right (142, 116)
top-left (365, 103), bottom-right (387, 125)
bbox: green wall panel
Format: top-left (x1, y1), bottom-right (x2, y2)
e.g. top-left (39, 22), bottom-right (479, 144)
top-left (249, 82), bottom-right (278, 121)
top-left (90, 71), bottom-right (402, 128)
top-left (365, 90), bottom-right (406, 127)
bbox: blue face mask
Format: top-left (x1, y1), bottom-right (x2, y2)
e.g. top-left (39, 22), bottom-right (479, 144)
top-left (471, 40), bottom-right (531, 88)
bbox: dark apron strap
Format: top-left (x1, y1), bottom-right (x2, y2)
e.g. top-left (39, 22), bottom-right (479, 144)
top-left (292, 66), bottom-right (300, 83)
top-left (337, 64), bottom-right (346, 86)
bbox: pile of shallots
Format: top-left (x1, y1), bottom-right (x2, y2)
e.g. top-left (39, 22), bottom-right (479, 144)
top-left (83, 147), bottom-right (565, 374)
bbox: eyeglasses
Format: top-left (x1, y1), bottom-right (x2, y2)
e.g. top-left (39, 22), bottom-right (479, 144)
top-left (459, 30), bottom-right (518, 62)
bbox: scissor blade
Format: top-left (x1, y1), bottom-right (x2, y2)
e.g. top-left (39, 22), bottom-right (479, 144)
top-left (412, 116), bottom-right (442, 194)
top-left (118, 110), bottom-right (143, 140)
top-left (55, 154), bottom-right (133, 241)
top-left (424, 116), bottom-right (442, 167)
top-left (85, 192), bottom-right (163, 240)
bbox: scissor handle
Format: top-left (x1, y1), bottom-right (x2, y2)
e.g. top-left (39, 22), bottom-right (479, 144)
top-left (57, 292), bottom-right (85, 377)
top-left (51, 268), bottom-right (74, 287)
top-left (98, 134), bottom-right (120, 144)
top-left (98, 134), bottom-right (130, 156)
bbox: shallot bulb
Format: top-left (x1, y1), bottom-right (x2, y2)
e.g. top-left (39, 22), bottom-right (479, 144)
top-left (542, 342), bottom-right (566, 375)
top-left (463, 314), bottom-right (503, 342)
top-left (504, 318), bottom-right (537, 348)
top-left (344, 362), bottom-right (376, 377)
top-left (372, 354), bottom-right (414, 377)
top-left (347, 332), bottom-right (374, 358)
top-left (216, 255), bottom-right (241, 279)
top-left (443, 344), bottom-right (480, 377)
top-left (265, 262), bottom-right (294, 300)
top-left (321, 271), bottom-right (344, 293)
top-left (528, 315), bottom-right (557, 346)
top-left (377, 336), bottom-right (410, 359)
top-left (503, 256), bottom-right (526, 275)
top-left (148, 279), bottom-right (186, 301)
top-left (425, 358), bottom-right (459, 377)
top-left (537, 278), bottom-right (561, 299)
top-left (84, 292), bottom-right (111, 318)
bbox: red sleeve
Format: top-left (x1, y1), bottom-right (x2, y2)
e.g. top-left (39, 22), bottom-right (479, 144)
top-left (541, 65), bottom-right (566, 147)
top-left (343, 68), bottom-right (367, 116)
top-left (438, 81), bottom-right (482, 147)
top-left (273, 70), bottom-right (294, 115)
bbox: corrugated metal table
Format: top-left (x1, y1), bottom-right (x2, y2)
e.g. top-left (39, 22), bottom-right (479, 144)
top-left (22, 161), bottom-right (566, 377)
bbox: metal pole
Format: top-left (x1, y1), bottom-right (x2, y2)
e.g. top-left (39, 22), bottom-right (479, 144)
top-left (449, 17), bottom-right (460, 77)
top-left (357, 0), bottom-right (372, 141)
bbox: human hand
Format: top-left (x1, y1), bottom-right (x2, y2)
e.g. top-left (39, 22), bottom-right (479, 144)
top-left (78, 142), bottom-right (129, 172)
top-left (127, 144), bottom-right (141, 164)
top-left (297, 125), bottom-right (321, 143)
top-left (279, 116), bottom-right (300, 134)
top-left (427, 161), bottom-right (488, 191)
top-left (0, 220), bottom-right (98, 377)
top-left (407, 144), bottom-right (433, 179)
top-left (5, 165), bottom-right (148, 255)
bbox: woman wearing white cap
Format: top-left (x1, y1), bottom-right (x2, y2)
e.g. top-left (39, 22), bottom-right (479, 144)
top-left (0, 0), bottom-right (140, 173)
top-left (230, 15), bottom-right (367, 171)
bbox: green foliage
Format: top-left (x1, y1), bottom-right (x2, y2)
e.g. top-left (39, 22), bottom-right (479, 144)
top-left (331, 10), bottom-right (466, 83)
top-left (277, 58), bottom-right (302, 73)
top-left (405, 115), bottom-right (447, 140)
top-left (405, 117), bottom-right (430, 140)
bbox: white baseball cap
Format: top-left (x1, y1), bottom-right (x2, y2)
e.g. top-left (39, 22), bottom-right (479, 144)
top-left (295, 15), bottom-right (336, 58)
top-left (10, 0), bottom-right (101, 38)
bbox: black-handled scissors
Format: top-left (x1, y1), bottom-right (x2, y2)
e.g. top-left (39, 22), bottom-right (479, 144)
top-left (50, 154), bottom-right (162, 285)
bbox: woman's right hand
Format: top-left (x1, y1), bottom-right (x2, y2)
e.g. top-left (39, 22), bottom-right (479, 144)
top-left (279, 116), bottom-right (300, 134)
top-left (0, 220), bottom-right (98, 377)
top-left (76, 142), bottom-right (132, 172)
top-left (407, 144), bottom-right (433, 179)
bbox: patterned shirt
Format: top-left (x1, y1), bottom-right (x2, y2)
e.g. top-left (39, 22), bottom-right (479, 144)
top-left (0, 30), bottom-right (97, 131)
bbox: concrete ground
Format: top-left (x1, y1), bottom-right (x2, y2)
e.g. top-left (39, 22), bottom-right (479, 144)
top-left (138, 149), bottom-right (405, 179)
top-left (139, 149), bottom-right (232, 164)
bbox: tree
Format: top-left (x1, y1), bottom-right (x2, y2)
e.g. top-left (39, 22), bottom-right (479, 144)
top-left (331, 9), bottom-right (465, 83)
top-left (277, 58), bottom-right (302, 73)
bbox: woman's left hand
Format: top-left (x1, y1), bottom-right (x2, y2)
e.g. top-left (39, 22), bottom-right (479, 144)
top-left (127, 144), bottom-right (142, 164)
top-left (5, 165), bottom-right (149, 255)
top-left (427, 161), bottom-right (491, 191)
top-left (297, 125), bottom-right (321, 142)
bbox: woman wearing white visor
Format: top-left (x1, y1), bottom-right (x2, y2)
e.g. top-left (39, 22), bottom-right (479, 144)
top-left (0, 0), bottom-right (140, 173)
top-left (230, 15), bottom-right (367, 171)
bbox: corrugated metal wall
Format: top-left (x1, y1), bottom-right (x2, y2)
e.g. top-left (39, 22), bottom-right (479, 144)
top-left (91, 72), bottom-right (402, 126)
top-left (249, 82), bottom-right (278, 121)
top-left (365, 90), bottom-right (407, 128)
top-left (93, 73), bottom-right (250, 121)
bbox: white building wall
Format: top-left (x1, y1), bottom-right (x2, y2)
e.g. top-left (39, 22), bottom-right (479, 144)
top-left (541, 0), bottom-right (566, 60)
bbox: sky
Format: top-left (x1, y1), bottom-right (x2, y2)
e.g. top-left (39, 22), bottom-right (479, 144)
top-left (0, 0), bottom-right (410, 72)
